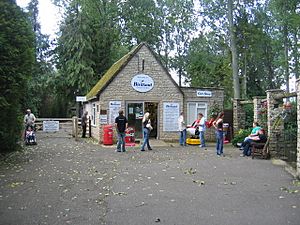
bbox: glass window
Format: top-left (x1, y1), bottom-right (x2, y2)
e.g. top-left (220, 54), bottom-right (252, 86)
top-left (187, 102), bottom-right (207, 125)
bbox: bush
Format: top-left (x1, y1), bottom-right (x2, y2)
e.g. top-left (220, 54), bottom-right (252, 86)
top-left (231, 128), bottom-right (252, 147)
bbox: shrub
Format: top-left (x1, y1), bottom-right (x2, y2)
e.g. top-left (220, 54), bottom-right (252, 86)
top-left (231, 128), bottom-right (252, 147)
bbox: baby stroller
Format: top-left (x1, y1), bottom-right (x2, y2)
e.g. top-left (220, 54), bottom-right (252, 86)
top-left (25, 125), bottom-right (37, 145)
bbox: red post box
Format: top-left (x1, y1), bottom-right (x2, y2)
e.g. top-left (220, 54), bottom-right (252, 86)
top-left (103, 125), bottom-right (113, 145)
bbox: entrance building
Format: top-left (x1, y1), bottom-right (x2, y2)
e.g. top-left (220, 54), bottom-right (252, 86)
top-left (83, 43), bottom-right (224, 143)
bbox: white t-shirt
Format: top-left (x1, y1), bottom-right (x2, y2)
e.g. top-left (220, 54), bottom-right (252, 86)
top-left (178, 115), bottom-right (186, 131)
top-left (198, 117), bottom-right (206, 132)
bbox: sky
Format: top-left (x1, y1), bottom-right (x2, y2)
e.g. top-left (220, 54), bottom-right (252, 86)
top-left (16, 0), bottom-right (61, 39)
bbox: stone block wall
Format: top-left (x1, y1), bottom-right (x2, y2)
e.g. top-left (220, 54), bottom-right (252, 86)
top-left (266, 89), bottom-right (284, 157)
top-left (97, 45), bottom-right (183, 143)
top-left (253, 96), bottom-right (267, 129)
top-left (233, 99), bottom-right (245, 135)
top-left (181, 87), bottom-right (224, 141)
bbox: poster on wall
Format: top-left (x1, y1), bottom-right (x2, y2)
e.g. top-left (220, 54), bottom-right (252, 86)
top-left (109, 101), bottom-right (121, 124)
top-left (163, 102), bottom-right (180, 131)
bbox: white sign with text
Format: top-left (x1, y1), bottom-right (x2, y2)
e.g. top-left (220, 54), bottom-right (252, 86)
top-left (43, 121), bottom-right (59, 132)
top-left (196, 90), bottom-right (212, 97)
top-left (109, 101), bottom-right (121, 124)
top-left (131, 74), bottom-right (154, 93)
top-left (163, 102), bottom-right (179, 131)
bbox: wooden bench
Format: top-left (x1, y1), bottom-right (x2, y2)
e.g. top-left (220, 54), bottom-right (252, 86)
top-left (251, 138), bottom-right (270, 159)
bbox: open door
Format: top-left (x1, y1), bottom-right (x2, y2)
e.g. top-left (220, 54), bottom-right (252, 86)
top-left (144, 102), bottom-right (158, 138)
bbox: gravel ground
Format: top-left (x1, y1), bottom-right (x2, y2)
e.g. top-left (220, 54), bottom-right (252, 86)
top-left (0, 131), bottom-right (299, 225)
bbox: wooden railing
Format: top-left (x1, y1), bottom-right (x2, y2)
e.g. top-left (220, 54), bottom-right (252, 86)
top-left (35, 117), bottom-right (91, 141)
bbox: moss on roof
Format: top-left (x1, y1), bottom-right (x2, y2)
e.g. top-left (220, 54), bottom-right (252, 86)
top-left (86, 44), bottom-right (141, 100)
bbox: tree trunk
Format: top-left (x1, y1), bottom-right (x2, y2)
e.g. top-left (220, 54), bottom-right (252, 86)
top-left (228, 0), bottom-right (240, 99)
top-left (283, 25), bottom-right (289, 92)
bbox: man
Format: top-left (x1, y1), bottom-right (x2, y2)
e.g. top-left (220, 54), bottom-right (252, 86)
top-left (115, 110), bottom-right (128, 152)
top-left (24, 109), bottom-right (36, 130)
top-left (197, 113), bottom-right (206, 148)
top-left (81, 111), bottom-right (88, 138)
top-left (178, 112), bottom-right (186, 146)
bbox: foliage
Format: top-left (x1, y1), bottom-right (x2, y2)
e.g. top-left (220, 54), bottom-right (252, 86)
top-left (243, 104), bottom-right (254, 129)
top-left (186, 34), bottom-right (233, 107)
top-left (208, 101), bottom-right (222, 119)
top-left (231, 128), bottom-right (252, 146)
top-left (0, 0), bottom-right (35, 152)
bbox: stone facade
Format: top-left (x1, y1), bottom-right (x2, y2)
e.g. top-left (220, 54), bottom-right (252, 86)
top-left (266, 89), bottom-right (284, 157)
top-left (233, 99), bottom-right (246, 135)
top-left (181, 87), bottom-right (224, 141)
top-left (297, 79), bottom-right (300, 178)
top-left (96, 45), bottom-right (183, 142)
top-left (253, 96), bottom-right (267, 128)
top-left (85, 44), bottom-right (224, 144)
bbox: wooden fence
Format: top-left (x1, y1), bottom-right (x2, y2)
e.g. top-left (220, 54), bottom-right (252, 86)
top-left (35, 117), bottom-right (91, 140)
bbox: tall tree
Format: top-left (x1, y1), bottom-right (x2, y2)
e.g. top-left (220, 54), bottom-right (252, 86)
top-left (0, 0), bottom-right (35, 152)
top-left (269, 0), bottom-right (300, 91)
top-left (26, 0), bottom-right (53, 116)
top-left (186, 33), bottom-right (233, 107)
top-left (228, 0), bottom-right (240, 98)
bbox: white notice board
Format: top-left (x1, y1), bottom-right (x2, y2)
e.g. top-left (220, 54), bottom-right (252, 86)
top-left (109, 101), bottom-right (121, 124)
top-left (163, 102), bottom-right (179, 131)
top-left (43, 121), bottom-right (59, 132)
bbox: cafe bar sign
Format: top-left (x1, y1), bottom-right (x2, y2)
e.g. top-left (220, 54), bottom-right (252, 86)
top-left (197, 90), bottom-right (212, 97)
top-left (131, 74), bottom-right (154, 93)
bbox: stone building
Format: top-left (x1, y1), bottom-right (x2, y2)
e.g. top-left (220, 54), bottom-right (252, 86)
top-left (83, 43), bottom-right (224, 143)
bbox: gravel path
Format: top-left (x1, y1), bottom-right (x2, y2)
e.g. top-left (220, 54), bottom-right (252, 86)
top-left (0, 131), bottom-right (299, 225)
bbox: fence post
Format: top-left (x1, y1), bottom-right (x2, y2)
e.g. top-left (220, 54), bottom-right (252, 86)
top-left (296, 79), bottom-right (300, 178)
top-left (266, 89), bottom-right (284, 157)
top-left (89, 119), bottom-right (91, 138)
top-left (72, 117), bottom-right (75, 137)
top-left (72, 116), bottom-right (79, 141)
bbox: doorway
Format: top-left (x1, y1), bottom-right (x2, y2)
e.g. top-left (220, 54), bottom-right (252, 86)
top-left (127, 103), bottom-right (144, 139)
top-left (126, 102), bottom-right (158, 139)
top-left (145, 102), bottom-right (158, 138)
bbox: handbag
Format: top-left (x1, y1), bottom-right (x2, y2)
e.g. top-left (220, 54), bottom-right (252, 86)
top-left (146, 123), bottom-right (153, 131)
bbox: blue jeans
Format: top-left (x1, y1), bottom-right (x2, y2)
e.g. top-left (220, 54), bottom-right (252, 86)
top-left (141, 128), bottom-right (151, 150)
top-left (242, 139), bottom-right (253, 156)
top-left (117, 132), bottom-right (126, 152)
top-left (216, 130), bottom-right (224, 155)
top-left (199, 131), bottom-right (205, 147)
top-left (179, 129), bottom-right (187, 146)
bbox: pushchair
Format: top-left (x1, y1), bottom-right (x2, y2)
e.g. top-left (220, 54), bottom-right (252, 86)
top-left (25, 125), bottom-right (37, 145)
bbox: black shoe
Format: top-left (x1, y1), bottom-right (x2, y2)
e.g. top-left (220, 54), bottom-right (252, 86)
top-left (141, 149), bottom-right (145, 151)
top-left (148, 148), bottom-right (152, 150)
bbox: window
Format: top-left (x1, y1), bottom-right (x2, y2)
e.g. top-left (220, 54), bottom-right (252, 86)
top-left (187, 102), bottom-right (207, 125)
top-left (92, 103), bottom-right (96, 126)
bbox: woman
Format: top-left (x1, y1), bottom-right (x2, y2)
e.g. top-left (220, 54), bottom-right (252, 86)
top-left (141, 112), bottom-right (152, 151)
top-left (178, 112), bottom-right (187, 146)
top-left (241, 129), bottom-right (267, 157)
top-left (213, 112), bottom-right (224, 156)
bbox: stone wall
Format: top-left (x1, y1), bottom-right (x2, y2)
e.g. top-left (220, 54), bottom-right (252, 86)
top-left (266, 89), bottom-right (284, 157)
top-left (297, 79), bottom-right (300, 178)
top-left (181, 87), bottom-right (224, 141)
top-left (233, 99), bottom-right (246, 135)
top-left (97, 45), bottom-right (184, 142)
top-left (253, 96), bottom-right (267, 129)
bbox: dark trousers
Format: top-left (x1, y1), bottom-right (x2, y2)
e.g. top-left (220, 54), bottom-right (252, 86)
top-left (82, 124), bottom-right (87, 138)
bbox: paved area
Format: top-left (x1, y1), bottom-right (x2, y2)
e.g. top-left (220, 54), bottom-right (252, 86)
top-left (0, 131), bottom-right (299, 225)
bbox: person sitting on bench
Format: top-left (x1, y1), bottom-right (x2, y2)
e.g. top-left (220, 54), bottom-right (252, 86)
top-left (240, 129), bottom-right (267, 157)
